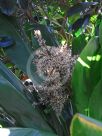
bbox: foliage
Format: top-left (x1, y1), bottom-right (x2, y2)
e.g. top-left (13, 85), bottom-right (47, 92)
top-left (0, 0), bottom-right (102, 136)
top-left (0, 128), bottom-right (57, 136)
top-left (70, 114), bottom-right (102, 136)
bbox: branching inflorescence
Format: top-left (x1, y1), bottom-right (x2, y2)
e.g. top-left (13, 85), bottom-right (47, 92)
top-left (32, 30), bottom-right (77, 116)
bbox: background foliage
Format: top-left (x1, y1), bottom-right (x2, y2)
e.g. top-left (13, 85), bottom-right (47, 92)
top-left (1, 0), bottom-right (102, 136)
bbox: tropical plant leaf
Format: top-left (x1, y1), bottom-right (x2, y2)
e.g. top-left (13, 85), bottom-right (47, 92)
top-left (0, 118), bottom-right (15, 128)
top-left (72, 37), bottom-right (100, 114)
top-left (99, 21), bottom-right (102, 48)
top-left (0, 35), bottom-right (14, 48)
top-left (0, 127), bottom-right (57, 136)
top-left (0, 60), bottom-right (37, 103)
top-left (67, 2), bottom-right (98, 17)
top-left (0, 74), bottom-right (53, 132)
top-left (68, 15), bottom-right (90, 32)
top-left (0, 13), bottom-right (32, 73)
top-left (89, 79), bottom-right (102, 121)
top-left (72, 34), bottom-right (87, 55)
top-left (70, 114), bottom-right (102, 136)
top-left (0, 13), bottom-right (58, 74)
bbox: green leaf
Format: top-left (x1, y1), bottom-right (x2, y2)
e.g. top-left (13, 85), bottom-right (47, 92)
top-left (0, 14), bottom-right (58, 74)
top-left (0, 74), bottom-right (53, 132)
top-left (0, 60), bottom-right (26, 93)
top-left (89, 79), bottom-right (102, 121)
top-left (99, 21), bottom-right (102, 48)
top-left (0, 60), bottom-right (36, 103)
top-left (72, 34), bottom-right (87, 55)
top-left (0, 13), bottom-right (32, 73)
top-left (72, 37), bottom-right (100, 114)
top-left (70, 114), bottom-right (102, 136)
top-left (89, 50), bottom-right (102, 122)
top-left (0, 118), bottom-right (14, 128)
top-left (0, 128), bottom-right (57, 136)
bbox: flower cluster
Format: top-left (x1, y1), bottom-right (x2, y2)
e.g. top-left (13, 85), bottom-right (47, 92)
top-left (32, 30), bottom-right (78, 116)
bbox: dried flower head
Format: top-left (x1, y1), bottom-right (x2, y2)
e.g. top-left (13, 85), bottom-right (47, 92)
top-left (32, 30), bottom-right (78, 116)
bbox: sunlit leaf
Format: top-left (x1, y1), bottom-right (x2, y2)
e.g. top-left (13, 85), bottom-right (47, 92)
top-left (70, 114), bottom-right (102, 136)
top-left (72, 37), bottom-right (100, 114)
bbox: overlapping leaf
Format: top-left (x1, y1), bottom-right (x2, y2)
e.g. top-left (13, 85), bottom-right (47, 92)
top-left (67, 2), bottom-right (98, 17)
top-left (72, 37), bottom-right (100, 114)
top-left (0, 74), bottom-right (53, 132)
top-left (0, 35), bottom-right (14, 48)
top-left (70, 114), bottom-right (102, 136)
top-left (72, 34), bottom-right (87, 55)
top-left (68, 15), bottom-right (90, 32)
top-left (0, 13), bottom-right (32, 73)
top-left (0, 128), bottom-right (57, 136)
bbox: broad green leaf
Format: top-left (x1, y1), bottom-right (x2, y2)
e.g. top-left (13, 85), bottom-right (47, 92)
top-left (0, 14), bottom-right (58, 74)
top-left (0, 60), bottom-right (25, 93)
top-left (72, 37), bottom-right (100, 114)
top-left (0, 118), bottom-right (14, 128)
top-left (70, 114), bottom-right (102, 136)
top-left (0, 128), bottom-right (57, 136)
top-left (0, 13), bottom-right (32, 73)
top-left (89, 79), bottom-right (102, 121)
top-left (99, 21), bottom-right (102, 48)
top-left (0, 60), bottom-right (37, 103)
top-left (72, 34), bottom-right (87, 54)
top-left (0, 75), bottom-right (53, 132)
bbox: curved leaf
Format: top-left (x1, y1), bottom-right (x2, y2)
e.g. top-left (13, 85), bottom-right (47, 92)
top-left (69, 15), bottom-right (90, 32)
top-left (0, 128), bottom-right (57, 136)
top-left (72, 37), bottom-right (100, 114)
top-left (0, 74), bottom-right (53, 132)
top-left (70, 114), bottom-right (102, 136)
top-left (0, 13), bottom-right (32, 73)
top-left (99, 21), bottom-right (102, 48)
top-left (67, 2), bottom-right (98, 17)
top-left (0, 60), bottom-right (37, 104)
top-left (0, 35), bottom-right (14, 48)
top-left (72, 34), bottom-right (87, 55)
top-left (89, 79), bottom-right (102, 121)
